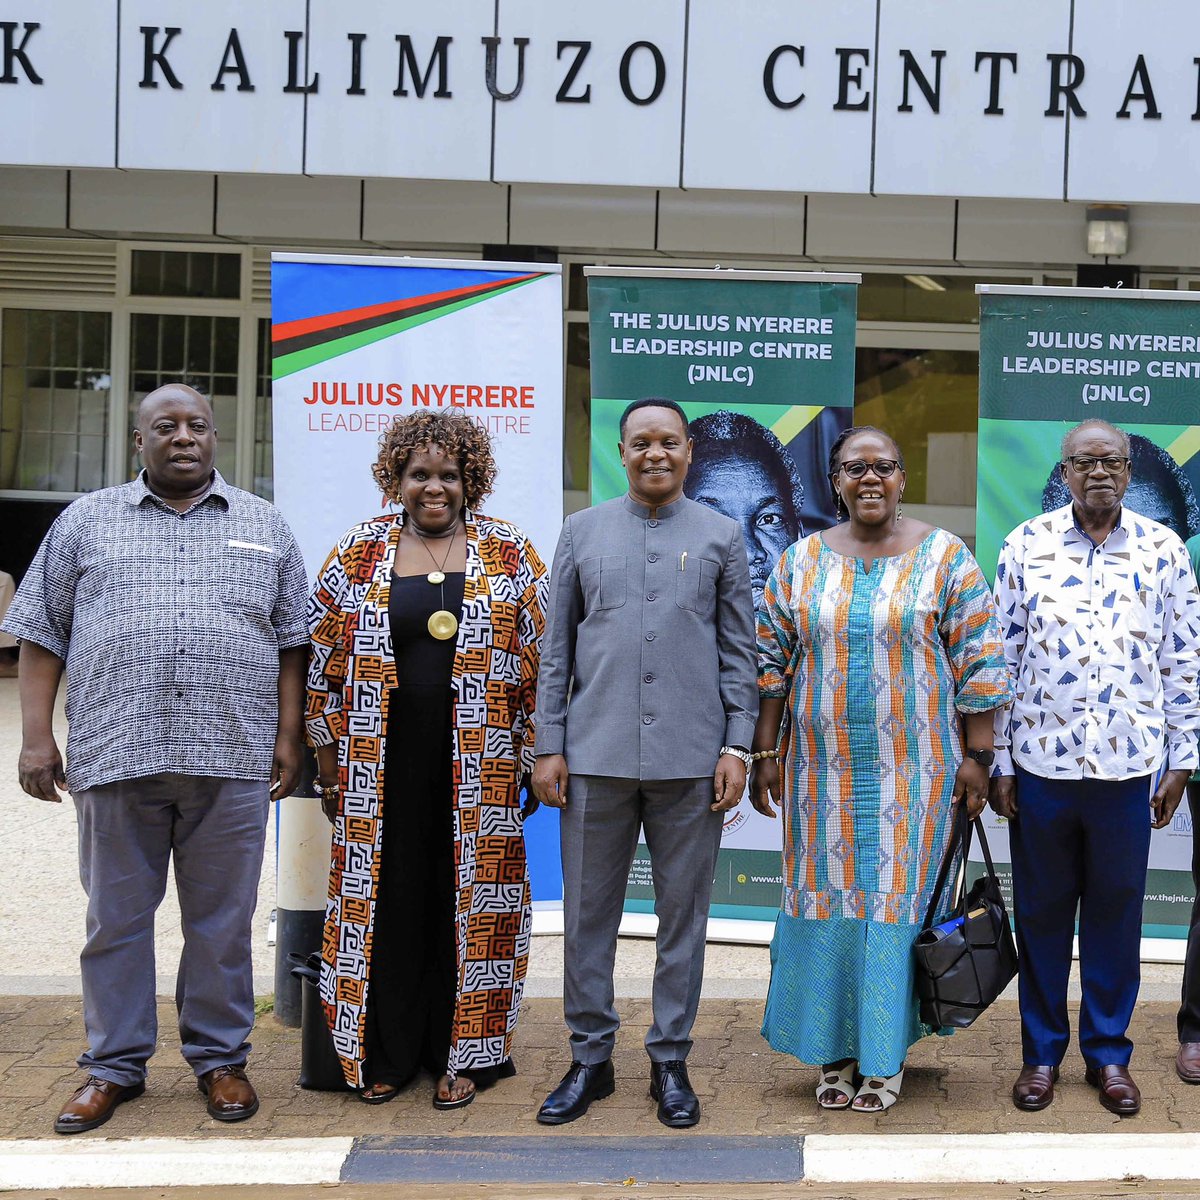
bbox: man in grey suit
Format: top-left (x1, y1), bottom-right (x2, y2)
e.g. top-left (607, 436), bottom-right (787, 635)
top-left (532, 397), bottom-right (758, 1128)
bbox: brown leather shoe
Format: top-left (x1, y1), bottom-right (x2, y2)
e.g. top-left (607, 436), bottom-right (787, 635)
top-left (1085, 1064), bottom-right (1141, 1116)
top-left (1177, 1042), bottom-right (1200, 1084)
top-left (1012, 1064), bottom-right (1059, 1111)
top-left (198, 1064), bottom-right (259, 1122)
top-left (54, 1075), bottom-right (145, 1134)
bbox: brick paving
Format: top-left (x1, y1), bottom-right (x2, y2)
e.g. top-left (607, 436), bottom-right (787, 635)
top-left (2, 995), bottom-right (1198, 1141)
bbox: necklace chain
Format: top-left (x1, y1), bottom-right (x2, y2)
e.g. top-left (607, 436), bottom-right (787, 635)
top-left (410, 527), bottom-right (458, 575)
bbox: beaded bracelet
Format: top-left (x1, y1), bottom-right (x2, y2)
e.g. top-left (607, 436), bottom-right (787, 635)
top-left (751, 749), bottom-right (780, 761)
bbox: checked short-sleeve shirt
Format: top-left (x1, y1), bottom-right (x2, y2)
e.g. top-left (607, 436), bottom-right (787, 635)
top-left (2, 471), bottom-right (309, 792)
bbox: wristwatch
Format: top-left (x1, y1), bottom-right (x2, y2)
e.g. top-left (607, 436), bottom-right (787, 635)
top-left (720, 746), bottom-right (752, 768)
top-left (965, 749), bottom-right (995, 767)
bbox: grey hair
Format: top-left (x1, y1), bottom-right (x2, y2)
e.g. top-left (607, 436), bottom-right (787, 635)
top-left (1061, 419), bottom-right (1131, 459)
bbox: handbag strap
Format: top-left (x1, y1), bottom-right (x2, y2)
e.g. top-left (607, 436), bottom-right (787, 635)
top-left (972, 813), bottom-right (1002, 887)
top-left (920, 802), bottom-right (972, 931)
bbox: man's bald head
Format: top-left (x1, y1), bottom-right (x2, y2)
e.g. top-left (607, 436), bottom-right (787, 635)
top-left (136, 384), bottom-right (214, 433)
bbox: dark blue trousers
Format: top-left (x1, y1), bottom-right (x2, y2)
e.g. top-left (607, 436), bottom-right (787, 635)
top-left (1009, 766), bottom-right (1151, 1069)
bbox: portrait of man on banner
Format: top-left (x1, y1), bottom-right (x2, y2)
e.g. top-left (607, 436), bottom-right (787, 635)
top-left (684, 407), bottom-right (849, 609)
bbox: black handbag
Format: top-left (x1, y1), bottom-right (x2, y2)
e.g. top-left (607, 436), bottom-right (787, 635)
top-left (288, 952), bottom-right (351, 1091)
top-left (913, 805), bottom-right (1018, 1029)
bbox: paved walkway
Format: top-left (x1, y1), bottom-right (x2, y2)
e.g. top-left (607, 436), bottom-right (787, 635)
top-left (4, 674), bottom-right (1200, 1188)
top-left (2, 995), bottom-right (1198, 1143)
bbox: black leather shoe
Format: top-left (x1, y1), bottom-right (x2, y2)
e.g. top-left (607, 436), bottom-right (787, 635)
top-left (649, 1059), bottom-right (700, 1128)
top-left (536, 1059), bottom-right (614, 1125)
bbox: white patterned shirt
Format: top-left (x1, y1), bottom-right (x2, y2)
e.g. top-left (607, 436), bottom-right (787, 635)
top-left (2, 471), bottom-right (309, 792)
top-left (992, 503), bottom-right (1200, 781)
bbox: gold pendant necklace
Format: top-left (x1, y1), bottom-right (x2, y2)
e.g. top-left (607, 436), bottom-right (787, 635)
top-left (410, 524), bottom-right (460, 641)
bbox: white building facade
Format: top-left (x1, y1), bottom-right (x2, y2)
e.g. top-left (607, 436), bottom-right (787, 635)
top-left (3, 1), bottom-right (1199, 572)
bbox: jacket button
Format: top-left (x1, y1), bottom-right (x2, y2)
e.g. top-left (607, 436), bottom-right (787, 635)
top-left (644, 674), bottom-right (654, 683)
top-left (642, 716), bottom-right (653, 724)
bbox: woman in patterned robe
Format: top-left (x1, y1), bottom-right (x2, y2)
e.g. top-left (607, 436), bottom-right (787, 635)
top-left (306, 411), bottom-right (547, 1108)
top-left (749, 426), bottom-right (1012, 1114)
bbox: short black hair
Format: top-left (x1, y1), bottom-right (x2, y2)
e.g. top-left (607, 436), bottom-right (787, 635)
top-left (619, 397), bottom-right (690, 440)
top-left (827, 425), bottom-right (905, 476)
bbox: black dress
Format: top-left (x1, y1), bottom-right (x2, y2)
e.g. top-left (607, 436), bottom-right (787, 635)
top-left (361, 571), bottom-right (464, 1088)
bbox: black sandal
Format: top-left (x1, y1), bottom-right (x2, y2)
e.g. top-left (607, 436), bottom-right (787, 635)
top-left (359, 1081), bottom-right (400, 1105)
top-left (432, 1075), bottom-right (476, 1110)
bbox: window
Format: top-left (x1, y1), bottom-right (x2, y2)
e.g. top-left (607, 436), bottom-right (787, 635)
top-left (128, 313), bottom-right (239, 480)
top-left (564, 321), bottom-right (590, 513)
top-left (0, 308), bottom-right (112, 492)
top-left (131, 250), bottom-right (241, 300)
top-left (853, 345), bottom-right (980, 543)
top-left (857, 273), bottom-right (1033, 324)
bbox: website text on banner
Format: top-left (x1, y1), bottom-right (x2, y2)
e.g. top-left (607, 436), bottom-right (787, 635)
top-left (586, 267), bottom-right (860, 926)
top-left (974, 284), bottom-right (1199, 941)
top-left (271, 254), bottom-right (565, 906)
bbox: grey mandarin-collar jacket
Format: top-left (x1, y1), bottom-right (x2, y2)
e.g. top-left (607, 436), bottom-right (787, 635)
top-left (535, 493), bottom-right (758, 780)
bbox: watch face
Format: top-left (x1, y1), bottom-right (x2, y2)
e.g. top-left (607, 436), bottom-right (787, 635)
top-left (968, 749), bottom-right (995, 766)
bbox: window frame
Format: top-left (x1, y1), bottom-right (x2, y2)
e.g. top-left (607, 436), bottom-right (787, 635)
top-left (0, 242), bottom-right (269, 501)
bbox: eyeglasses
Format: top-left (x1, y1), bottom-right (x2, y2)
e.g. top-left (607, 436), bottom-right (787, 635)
top-left (1063, 455), bottom-right (1130, 475)
top-left (839, 458), bottom-right (900, 479)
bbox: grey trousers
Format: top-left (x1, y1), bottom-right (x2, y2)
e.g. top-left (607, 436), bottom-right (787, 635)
top-left (560, 775), bottom-right (722, 1064)
top-left (73, 774), bottom-right (269, 1085)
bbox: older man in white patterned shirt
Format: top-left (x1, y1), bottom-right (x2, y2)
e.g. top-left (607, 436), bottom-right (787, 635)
top-left (991, 418), bottom-right (1200, 1119)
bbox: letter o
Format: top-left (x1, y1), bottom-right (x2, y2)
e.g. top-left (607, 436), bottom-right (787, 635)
top-left (619, 41), bottom-right (666, 106)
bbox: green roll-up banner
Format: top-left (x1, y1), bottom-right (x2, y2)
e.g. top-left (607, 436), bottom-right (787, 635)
top-left (585, 267), bottom-right (860, 926)
top-left (976, 284), bottom-right (1200, 943)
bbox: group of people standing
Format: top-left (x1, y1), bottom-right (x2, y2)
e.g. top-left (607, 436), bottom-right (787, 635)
top-left (6, 382), bottom-right (1200, 1135)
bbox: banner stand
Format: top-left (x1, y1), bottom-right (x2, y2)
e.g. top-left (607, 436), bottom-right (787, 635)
top-left (975, 283), bottom-right (1200, 959)
top-left (584, 266), bottom-right (861, 940)
top-left (270, 253), bottom-right (567, 993)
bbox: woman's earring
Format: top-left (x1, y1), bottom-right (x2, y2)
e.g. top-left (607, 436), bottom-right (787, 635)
top-left (896, 493), bottom-right (904, 524)
top-left (836, 492), bottom-right (845, 522)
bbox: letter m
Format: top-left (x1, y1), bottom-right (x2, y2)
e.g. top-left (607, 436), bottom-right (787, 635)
top-left (394, 34), bottom-right (452, 98)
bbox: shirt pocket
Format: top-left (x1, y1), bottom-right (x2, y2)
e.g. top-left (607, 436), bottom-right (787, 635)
top-left (579, 554), bottom-right (628, 611)
top-left (218, 542), bottom-right (278, 617)
top-left (675, 556), bottom-right (721, 614)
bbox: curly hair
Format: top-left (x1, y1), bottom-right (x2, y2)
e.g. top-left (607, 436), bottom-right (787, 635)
top-left (372, 411), bottom-right (498, 510)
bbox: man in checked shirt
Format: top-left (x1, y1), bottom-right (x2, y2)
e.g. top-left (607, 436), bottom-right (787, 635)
top-left (991, 418), bottom-right (1200, 1119)
top-left (3, 384), bottom-right (308, 1134)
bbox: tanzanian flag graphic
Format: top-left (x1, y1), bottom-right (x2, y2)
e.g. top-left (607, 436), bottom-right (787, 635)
top-left (272, 261), bottom-right (552, 379)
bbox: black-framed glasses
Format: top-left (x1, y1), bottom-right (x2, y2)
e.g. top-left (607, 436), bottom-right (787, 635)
top-left (839, 458), bottom-right (900, 479)
top-left (1063, 455), bottom-right (1130, 475)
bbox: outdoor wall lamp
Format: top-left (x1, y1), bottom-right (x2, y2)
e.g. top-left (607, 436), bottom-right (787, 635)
top-left (1086, 203), bottom-right (1130, 258)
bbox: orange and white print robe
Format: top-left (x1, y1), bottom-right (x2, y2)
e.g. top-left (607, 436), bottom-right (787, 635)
top-left (306, 509), bottom-right (547, 1088)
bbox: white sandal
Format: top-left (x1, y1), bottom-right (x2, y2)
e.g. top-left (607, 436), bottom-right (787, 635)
top-left (815, 1059), bottom-right (857, 1110)
top-left (851, 1067), bottom-right (904, 1112)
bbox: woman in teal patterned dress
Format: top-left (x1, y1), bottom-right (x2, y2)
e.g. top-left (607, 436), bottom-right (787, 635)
top-left (749, 426), bottom-right (1012, 1113)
